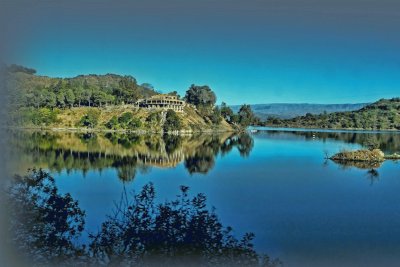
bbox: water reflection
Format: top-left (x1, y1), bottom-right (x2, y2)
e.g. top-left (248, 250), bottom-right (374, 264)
top-left (5, 169), bottom-right (281, 267)
top-left (10, 131), bottom-right (254, 179)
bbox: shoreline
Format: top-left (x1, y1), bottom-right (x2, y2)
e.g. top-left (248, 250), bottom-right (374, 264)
top-left (5, 125), bottom-right (240, 135)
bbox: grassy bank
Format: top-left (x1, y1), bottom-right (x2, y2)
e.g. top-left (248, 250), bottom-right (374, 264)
top-left (9, 105), bottom-right (237, 134)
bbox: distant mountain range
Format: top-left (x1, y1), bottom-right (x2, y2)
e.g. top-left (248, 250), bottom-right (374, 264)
top-left (230, 103), bottom-right (369, 120)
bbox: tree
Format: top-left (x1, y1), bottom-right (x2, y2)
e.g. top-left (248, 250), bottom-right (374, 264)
top-left (65, 89), bottom-right (75, 108)
top-left (78, 109), bottom-right (100, 128)
top-left (164, 109), bottom-right (182, 132)
top-left (56, 91), bottom-right (66, 108)
top-left (210, 106), bottom-right (222, 124)
top-left (114, 76), bottom-right (140, 104)
top-left (238, 104), bottom-right (256, 127)
top-left (6, 169), bottom-right (85, 265)
top-left (92, 90), bottom-right (108, 107)
top-left (83, 80), bottom-right (93, 106)
top-left (184, 84), bottom-right (216, 107)
top-left (73, 86), bottom-right (85, 107)
top-left (220, 102), bottom-right (234, 123)
top-left (45, 92), bottom-right (57, 109)
top-left (105, 116), bottom-right (119, 129)
top-left (118, 112), bottom-right (133, 127)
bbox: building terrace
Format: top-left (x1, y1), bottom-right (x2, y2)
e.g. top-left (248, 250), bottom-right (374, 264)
top-left (134, 94), bottom-right (185, 112)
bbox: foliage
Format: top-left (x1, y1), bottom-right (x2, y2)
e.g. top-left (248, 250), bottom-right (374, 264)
top-left (118, 112), bottom-right (134, 126)
top-left (105, 115), bottom-right (119, 130)
top-left (164, 109), bottom-right (182, 132)
top-left (129, 117), bottom-right (142, 129)
top-left (184, 84), bottom-right (216, 107)
top-left (7, 69), bottom-right (156, 109)
top-left (210, 106), bottom-right (223, 124)
top-left (26, 108), bottom-right (58, 126)
top-left (220, 102), bottom-right (235, 123)
top-left (78, 109), bottom-right (100, 128)
top-left (6, 169), bottom-right (280, 267)
top-left (6, 169), bottom-right (85, 266)
top-left (89, 183), bottom-right (277, 267)
top-left (105, 113), bottom-right (142, 130)
top-left (238, 104), bottom-right (257, 127)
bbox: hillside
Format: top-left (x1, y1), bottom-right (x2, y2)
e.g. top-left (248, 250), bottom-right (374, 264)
top-left (264, 98), bottom-right (400, 130)
top-left (9, 105), bottom-right (234, 133)
top-left (6, 70), bottom-right (157, 109)
top-left (5, 66), bottom-right (237, 133)
top-left (230, 103), bottom-right (367, 120)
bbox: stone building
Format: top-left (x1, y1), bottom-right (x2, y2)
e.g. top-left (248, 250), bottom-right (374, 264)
top-left (135, 94), bottom-right (185, 112)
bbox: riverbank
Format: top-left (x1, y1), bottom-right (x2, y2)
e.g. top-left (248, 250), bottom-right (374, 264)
top-left (9, 105), bottom-right (239, 134)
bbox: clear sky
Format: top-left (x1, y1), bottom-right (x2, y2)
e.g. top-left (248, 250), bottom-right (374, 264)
top-left (1, 0), bottom-right (399, 104)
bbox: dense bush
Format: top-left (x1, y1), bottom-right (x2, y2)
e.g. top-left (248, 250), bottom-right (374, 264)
top-left (25, 108), bottom-right (58, 126)
top-left (6, 169), bottom-right (281, 267)
top-left (105, 115), bottom-right (119, 130)
top-left (164, 109), bottom-right (182, 132)
top-left (118, 112), bottom-right (133, 126)
top-left (78, 109), bottom-right (100, 128)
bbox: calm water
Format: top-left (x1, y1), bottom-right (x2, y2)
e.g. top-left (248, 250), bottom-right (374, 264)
top-left (10, 129), bottom-right (400, 266)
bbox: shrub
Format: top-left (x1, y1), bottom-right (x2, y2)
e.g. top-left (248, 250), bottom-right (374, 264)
top-left (118, 112), bottom-right (133, 126)
top-left (30, 108), bottom-right (59, 126)
top-left (78, 109), bottom-right (100, 128)
top-left (163, 109), bottom-right (182, 132)
top-left (128, 117), bottom-right (142, 129)
top-left (105, 115), bottom-right (119, 129)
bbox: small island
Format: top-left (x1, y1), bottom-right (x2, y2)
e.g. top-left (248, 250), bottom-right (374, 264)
top-left (330, 148), bottom-right (400, 168)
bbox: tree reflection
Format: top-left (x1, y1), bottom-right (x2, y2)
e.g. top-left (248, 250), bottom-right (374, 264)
top-left (184, 133), bottom-right (254, 175)
top-left (10, 131), bottom-right (255, 178)
top-left (6, 169), bottom-right (281, 267)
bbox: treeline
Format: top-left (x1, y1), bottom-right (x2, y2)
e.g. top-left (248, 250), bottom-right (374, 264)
top-left (264, 98), bottom-right (400, 130)
top-left (8, 71), bottom-right (156, 109)
top-left (7, 65), bottom-right (259, 129)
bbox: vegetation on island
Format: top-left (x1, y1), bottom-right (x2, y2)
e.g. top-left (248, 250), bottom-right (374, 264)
top-left (5, 169), bottom-right (281, 267)
top-left (5, 64), bottom-right (257, 133)
top-left (263, 98), bottom-right (400, 130)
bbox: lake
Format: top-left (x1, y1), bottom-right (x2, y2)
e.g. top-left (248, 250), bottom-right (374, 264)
top-left (8, 128), bottom-right (400, 266)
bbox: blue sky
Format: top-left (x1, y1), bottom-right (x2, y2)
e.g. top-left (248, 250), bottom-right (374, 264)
top-left (1, 0), bottom-right (400, 104)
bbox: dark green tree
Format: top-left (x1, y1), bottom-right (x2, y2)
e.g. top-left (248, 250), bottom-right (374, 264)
top-left (164, 109), bottom-right (182, 132)
top-left (78, 109), bottom-right (100, 128)
top-left (65, 89), bottom-right (75, 108)
top-left (220, 102), bottom-right (234, 123)
top-left (238, 104), bottom-right (256, 127)
top-left (184, 84), bottom-right (216, 107)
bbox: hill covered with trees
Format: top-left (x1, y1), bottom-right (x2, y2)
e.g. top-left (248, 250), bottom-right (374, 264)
top-left (5, 65), bottom-right (257, 133)
top-left (264, 98), bottom-right (400, 130)
top-left (6, 67), bottom-right (157, 109)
